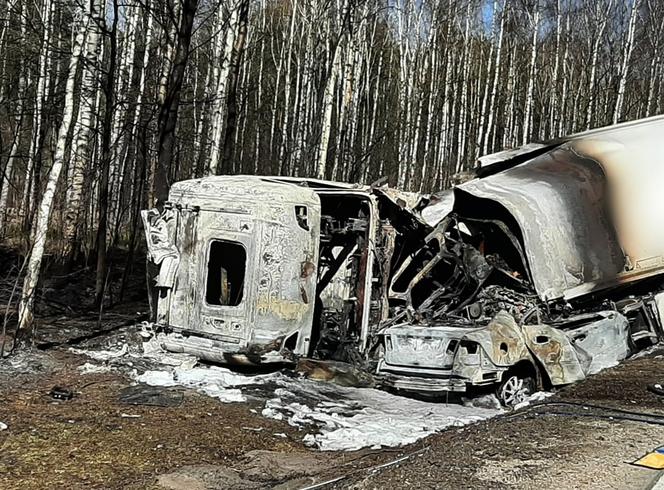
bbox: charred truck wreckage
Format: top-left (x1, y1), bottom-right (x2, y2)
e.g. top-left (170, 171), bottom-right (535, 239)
top-left (143, 116), bottom-right (664, 405)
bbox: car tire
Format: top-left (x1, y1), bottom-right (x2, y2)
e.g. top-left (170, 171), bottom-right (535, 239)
top-left (497, 371), bottom-right (536, 407)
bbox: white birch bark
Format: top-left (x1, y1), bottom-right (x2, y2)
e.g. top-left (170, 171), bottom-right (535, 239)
top-left (17, 3), bottom-right (91, 335)
top-left (585, 0), bottom-right (612, 129)
top-left (331, 39), bottom-right (355, 180)
top-left (293, 30), bottom-right (312, 176)
top-left (194, 45), bottom-right (211, 174)
top-left (348, 41), bottom-right (364, 181)
top-left (522, 3), bottom-right (540, 145)
top-left (504, 44), bottom-right (517, 147)
top-left (613, 0), bottom-right (640, 124)
top-left (316, 37), bottom-right (343, 179)
top-left (208, 2), bottom-right (239, 175)
top-left (484, 0), bottom-right (506, 153)
top-left (157, 0), bottom-right (180, 106)
top-left (126, 9), bottom-right (154, 206)
top-left (548, 0), bottom-right (562, 137)
top-left (0, 122), bottom-right (20, 231)
top-left (252, 1), bottom-right (266, 174)
top-left (63, 0), bottom-right (103, 255)
top-left (0, 0), bottom-right (26, 231)
top-left (421, 27), bottom-right (438, 191)
top-left (436, 47), bottom-right (453, 186)
top-left (409, 53), bottom-right (426, 190)
top-left (109, 2), bottom-right (140, 231)
top-left (235, 34), bottom-right (253, 173)
top-left (645, 7), bottom-right (664, 115)
top-left (646, 53), bottom-right (661, 116)
top-left (476, 2), bottom-right (496, 159)
top-left (277, 0), bottom-right (299, 175)
top-left (455, 3), bottom-right (471, 172)
top-left (289, 40), bottom-right (304, 175)
top-left (558, 10), bottom-right (570, 135)
top-left (396, 0), bottom-right (413, 187)
top-left (268, 28), bottom-right (285, 166)
top-left (21, 0), bottom-right (54, 219)
top-left (0, 0), bottom-right (10, 101)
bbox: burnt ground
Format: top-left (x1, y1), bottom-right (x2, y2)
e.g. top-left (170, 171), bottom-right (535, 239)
top-left (333, 353), bottom-right (664, 490)
top-left (0, 312), bottom-right (664, 490)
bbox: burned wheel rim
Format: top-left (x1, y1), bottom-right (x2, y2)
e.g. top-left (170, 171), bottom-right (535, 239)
top-left (499, 374), bottom-right (533, 406)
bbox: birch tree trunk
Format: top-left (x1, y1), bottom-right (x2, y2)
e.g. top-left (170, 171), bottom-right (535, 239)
top-left (548, 0), bottom-right (561, 136)
top-left (221, 0), bottom-right (250, 174)
top-left (644, 2), bottom-right (664, 116)
top-left (109, 1), bottom-right (140, 235)
top-left (522, 2), bottom-right (540, 145)
top-left (154, 0), bottom-right (199, 203)
top-left (277, 0), bottom-right (300, 175)
top-left (208, 2), bottom-right (239, 175)
top-left (420, 16), bottom-right (438, 191)
top-left (455, 3), bottom-right (471, 172)
top-left (585, 0), bottom-right (612, 129)
top-left (558, 10), bottom-right (570, 135)
top-left (16, 4), bottom-right (90, 341)
top-left (482, 0), bottom-right (506, 155)
top-left (504, 42), bottom-right (517, 147)
top-left (95, 0), bottom-right (119, 305)
top-left (476, 12), bottom-right (495, 159)
top-left (63, 0), bottom-right (103, 260)
top-left (0, 0), bottom-right (27, 233)
top-left (317, 36), bottom-right (343, 180)
top-left (125, 7), bottom-right (154, 194)
top-left (613, 0), bottom-right (639, 124)
top-left (21, 0), bottom-right (53, 226)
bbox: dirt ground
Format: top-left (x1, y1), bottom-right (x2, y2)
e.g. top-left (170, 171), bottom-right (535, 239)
top-left (1, 314), bottom-right (664, 489)
top-left (333, 352), bottom-right (664, 490)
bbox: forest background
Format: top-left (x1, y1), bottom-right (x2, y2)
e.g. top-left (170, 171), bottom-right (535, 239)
top-left (0, 0), bottom-right (660, 341)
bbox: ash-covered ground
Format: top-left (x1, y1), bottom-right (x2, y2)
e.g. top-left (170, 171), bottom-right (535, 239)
top-left (1, 314), bottom-right (664, 489)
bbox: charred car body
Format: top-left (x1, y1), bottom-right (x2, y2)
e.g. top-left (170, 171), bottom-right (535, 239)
top-left (144, 116), bottom-right (664, 404)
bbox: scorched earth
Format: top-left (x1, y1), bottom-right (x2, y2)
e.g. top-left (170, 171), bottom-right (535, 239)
top-left (1, 317), bottom-right (663, 490)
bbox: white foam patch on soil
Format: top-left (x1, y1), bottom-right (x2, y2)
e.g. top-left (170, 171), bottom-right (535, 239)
top-left (140, 336), bottom-right (199, 368)
top-left (71, 333), bottom-right (502, 449)
top-left (70, 344), bottom-right (129, 361)
top-left (130, 361), bottom-right (500, 449)
top-left (78, 362), bottom-right (114, 374)
top-left (70, 335), bottom-right (254, 402)
top-left (262, 377), bottom-right (501, 451)
top-left (135, 365), bottom-right (279, 403)
top-left (513, 391), bottom-right (555, 410)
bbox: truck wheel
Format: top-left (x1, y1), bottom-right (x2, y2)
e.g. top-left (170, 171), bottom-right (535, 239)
top-left (497, 371), bottom-right (535, 407)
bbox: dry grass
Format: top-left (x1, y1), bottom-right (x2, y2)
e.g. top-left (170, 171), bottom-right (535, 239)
top-left (0, 350), bottom-right (309, 489)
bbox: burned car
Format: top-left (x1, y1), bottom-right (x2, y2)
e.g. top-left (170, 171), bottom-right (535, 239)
top-left (144, 115), bottom-right (664, 405)
top-left (377, 115), bottom-right (664, 404)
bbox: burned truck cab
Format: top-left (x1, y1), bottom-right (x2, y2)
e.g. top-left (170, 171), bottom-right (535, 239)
top-left (143, 176), bottom-right (422, 365)
top-left (143, 176), bottom-right (322, 364)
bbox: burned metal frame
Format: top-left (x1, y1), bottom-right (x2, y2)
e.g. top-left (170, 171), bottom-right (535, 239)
top-left (376, 116), bottom-right (664, 403)
top-left (144, 116), bottom-right (664, 405)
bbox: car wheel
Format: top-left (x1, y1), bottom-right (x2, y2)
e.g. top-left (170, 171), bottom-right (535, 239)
top-left (497, 372), bottom-right (535, 407)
